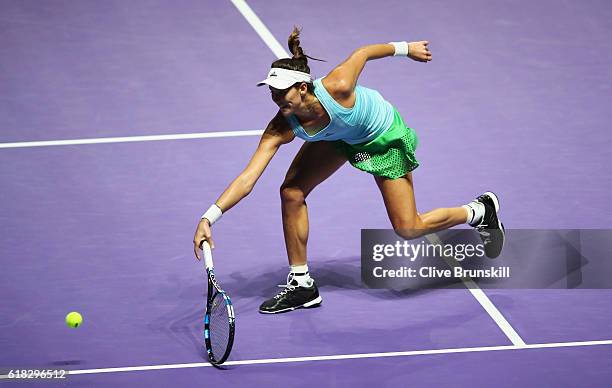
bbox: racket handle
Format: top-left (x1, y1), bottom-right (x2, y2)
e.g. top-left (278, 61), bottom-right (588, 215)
top-left (201, 240), bottom-right (214, 269)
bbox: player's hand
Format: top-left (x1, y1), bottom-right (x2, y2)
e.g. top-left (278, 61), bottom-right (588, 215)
top-left (193, 219), bottom-right (215, 260)
top-left (408, 41), bottom-right (432, 63)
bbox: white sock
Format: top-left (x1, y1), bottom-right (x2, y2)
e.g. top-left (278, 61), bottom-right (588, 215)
top-left (462, 201), bottom-right (485, 226)
top-left (289, 264), bottom-right (313, 287)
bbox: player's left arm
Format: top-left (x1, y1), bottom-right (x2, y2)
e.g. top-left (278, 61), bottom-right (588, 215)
top-left (323, 41), bottom-right (432, 101)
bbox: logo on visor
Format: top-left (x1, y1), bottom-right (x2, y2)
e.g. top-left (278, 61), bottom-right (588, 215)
top-left (270, 71), bottom-right (277, 77)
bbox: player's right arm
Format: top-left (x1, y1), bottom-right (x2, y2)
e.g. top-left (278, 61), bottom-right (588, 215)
top-left (193, 111), bottom-right (294, 258)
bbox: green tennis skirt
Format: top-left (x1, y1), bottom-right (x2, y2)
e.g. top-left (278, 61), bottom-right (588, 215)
top-left (334, 107), bottom-right (419, 179)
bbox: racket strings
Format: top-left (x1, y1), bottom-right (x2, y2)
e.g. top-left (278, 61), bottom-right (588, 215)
top-left (209, 293), bottom-right (231, 360)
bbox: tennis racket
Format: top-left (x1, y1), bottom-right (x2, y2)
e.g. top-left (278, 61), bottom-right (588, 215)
top-left (201, 241), bottom-right (235, 365)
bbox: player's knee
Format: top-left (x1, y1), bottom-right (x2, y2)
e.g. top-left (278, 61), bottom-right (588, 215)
top-left (280, 184), bottom-right (305, 205)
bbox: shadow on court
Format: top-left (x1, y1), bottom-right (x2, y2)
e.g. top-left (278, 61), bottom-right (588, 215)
top-left (222, 257), bottom-right (453, 300)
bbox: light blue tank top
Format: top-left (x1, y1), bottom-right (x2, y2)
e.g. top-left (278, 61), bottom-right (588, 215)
top-left (287, 78), bottom-right (394, 145)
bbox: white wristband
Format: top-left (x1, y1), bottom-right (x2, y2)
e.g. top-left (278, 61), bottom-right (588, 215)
top-left (389, 41), bottom-right (409, 56)
top-left (201, 204), bottom-right (223, 225)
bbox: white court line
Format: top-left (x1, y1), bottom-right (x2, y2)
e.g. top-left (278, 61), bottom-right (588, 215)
top-left (230, 0), bottom-right (290, 59)
top-left (426, 234), bottom-right (526, 346)
top-left (1, 339), bottom-right (610, 378)
top-left (0, 130), bottom-right (263, 149)
top-left (1, 0), bottom-right (279, 151)
top-left (0, 0), bottom-right (281, 150)
top-left (465, 282), bottom-right (526, 346)
top-left (0, 0), bottom-right (283, 150)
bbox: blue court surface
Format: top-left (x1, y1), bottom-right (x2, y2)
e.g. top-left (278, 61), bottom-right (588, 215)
top-left (1, 1), bottom-right (611, 386)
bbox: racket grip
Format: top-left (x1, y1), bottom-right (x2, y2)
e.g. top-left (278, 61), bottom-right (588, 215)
top-left (202, 241), bottom-right (214, 269)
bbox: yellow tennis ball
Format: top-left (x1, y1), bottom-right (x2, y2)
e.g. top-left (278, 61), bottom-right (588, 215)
top-left (65, 312), bottom-right (83, 328)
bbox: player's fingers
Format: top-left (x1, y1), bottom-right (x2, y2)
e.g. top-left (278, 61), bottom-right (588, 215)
top-left (194, 243), bottom-right (202, 260)
top-left (199, 237), bottom-right (213, 250)
top-left (208, 236), bottom-right (215, 249)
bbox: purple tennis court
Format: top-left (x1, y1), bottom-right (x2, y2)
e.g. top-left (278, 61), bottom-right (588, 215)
top-left (1, 0), bottom-right (611, 386)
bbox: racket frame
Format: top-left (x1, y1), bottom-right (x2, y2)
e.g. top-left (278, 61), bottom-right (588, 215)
top-left (202, 241), bottom-right (235, 365)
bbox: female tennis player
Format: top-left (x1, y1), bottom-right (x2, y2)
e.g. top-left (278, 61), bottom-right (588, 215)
top-left (193, 27), bottom-right (504, 314)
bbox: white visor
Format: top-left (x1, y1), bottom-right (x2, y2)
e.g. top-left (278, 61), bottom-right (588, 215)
top-left (256, 68), bottom-right (312, 90)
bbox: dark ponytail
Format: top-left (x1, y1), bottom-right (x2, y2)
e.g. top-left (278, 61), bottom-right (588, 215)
top-left (288, 26), bottom-right (306, 61)
top-left (270, 26), bottom-right (324, 91)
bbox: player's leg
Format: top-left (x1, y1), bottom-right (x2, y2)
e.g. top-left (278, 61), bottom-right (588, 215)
top-left (280, 141), bottom-right (346, 265)
top-left (374, 173), bottom-right (467, 239)
top-left (259, 140), bottom-right (346, 314)
top-left (374, 173), bottom-right (505, 257)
